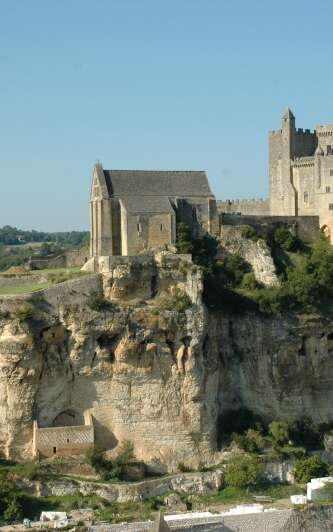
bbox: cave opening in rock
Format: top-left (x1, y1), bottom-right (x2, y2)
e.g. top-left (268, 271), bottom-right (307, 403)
top-left (52, 409), bottom-right (84, 427)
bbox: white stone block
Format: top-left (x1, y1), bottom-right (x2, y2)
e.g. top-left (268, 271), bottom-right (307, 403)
top-left (290, 494), bottom-right (307, 505)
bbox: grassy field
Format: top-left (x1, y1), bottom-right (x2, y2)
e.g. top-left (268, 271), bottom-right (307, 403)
top-left (0, 267), bottom-right (87, 296)
top-left (34, 266), bottom-right (82, 274)
top-left (0, 283), bottom-right (52, 295)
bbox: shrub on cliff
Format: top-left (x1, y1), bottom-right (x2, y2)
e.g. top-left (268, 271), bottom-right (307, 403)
top-left (240, 225), bottom-right (258, 240)
top-left (293, 455), bottom-right (328, 484)
top-left (241, 272), bottom-right (260, 291)
top-left (272, 225), bottom-right (301, 252)
top-left (224, 455), bottom-right (263, 488)
top-left (232, 428), bottom-right (266, 454)
top-left (86, 291), bottom-right (113, 312)
top-left (86, 441), bottom-right (138, 481)
top-left (268, 421), bottom-right (291, 446)
top-left (13, 305), bottom-right (33, 322)
top-left (158, 287), bottom-right (192, 312)
top-left (176, 223), bottom-right (194, 255)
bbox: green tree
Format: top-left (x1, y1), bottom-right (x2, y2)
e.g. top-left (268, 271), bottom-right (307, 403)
top-left (241, 272), bottom-right (259, 291)
top-left (224, 455), bottom-right (263, 488)
top-left (269, 421), bottom-right (291, 446)
top-left (273, 225), bottom-right (300, 252)
top-left (293, 455), bottom-right (328, 484)
top-left (176, 223), bottom-right (193, 254)
top-left (232, 428), bottom-right (265, 454)
top-left (0, 478), bottom-right (23, 524)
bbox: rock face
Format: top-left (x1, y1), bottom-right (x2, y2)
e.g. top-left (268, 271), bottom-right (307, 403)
top-left (218, 226), bottom-right (278, 286)
top-left (18, 470), bottom-right (224, 503)
top-left (1, 252), bottom-right (333, 469)
top-left (214, 311), bottom-right (333, 422)
top-left (0, 256), bottom-right (218, 470)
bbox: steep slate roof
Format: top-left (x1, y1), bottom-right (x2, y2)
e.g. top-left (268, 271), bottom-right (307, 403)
top-left (103, 170), bottom-right (213, 198)
top-left (120, 196), bottom-right (174, 214)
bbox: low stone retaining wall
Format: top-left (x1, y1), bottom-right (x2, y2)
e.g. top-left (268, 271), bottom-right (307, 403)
top-left (0, 273), bottom-right (48, 288)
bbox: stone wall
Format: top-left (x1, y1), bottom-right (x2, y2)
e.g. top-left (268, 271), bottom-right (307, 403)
top-left (87, 504), bottom-right (333, 531)
top-left (220, 214), bottom-right (320, 243)
top-left (65, 247), bottom-right (90, 267)
top-left (28, 254), bottom-right (66, 270)
top-left (0, 273), bottom-right (48, 289)
top-left (33, 412), bottom-right (94, 458)
top-left (217, 198), bottom-right (269, 216)
top-left (28, 247), bottom-right (89, 270)
top-left (125, 212), bottom-right (174, 256)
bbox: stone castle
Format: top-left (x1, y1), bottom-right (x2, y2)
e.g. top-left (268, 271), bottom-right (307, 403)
top-left (269, 109), bottom-right (333, 238)
top-left (88, 109), bottom-right (333, 260)
top-left (89, 163), bottom-right (219, 258)
top-left (220, 109), bottom-right (333, 240)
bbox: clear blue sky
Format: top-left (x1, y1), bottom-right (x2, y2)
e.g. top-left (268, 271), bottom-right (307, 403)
top-left (1, 0), bottom-right (333, 231)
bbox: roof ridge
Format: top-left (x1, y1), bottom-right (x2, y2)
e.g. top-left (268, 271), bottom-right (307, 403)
top-left (106, 169), bottom-right (207, 173)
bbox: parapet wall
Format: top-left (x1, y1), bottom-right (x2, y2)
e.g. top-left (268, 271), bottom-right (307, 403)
top-left (221, 214), bottom-right (320, 243)
top-left (217, 198), bottom-right (270, 216)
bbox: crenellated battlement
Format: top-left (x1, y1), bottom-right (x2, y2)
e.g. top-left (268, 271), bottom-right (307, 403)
top-left (296, 128), bottom-right (315, 135)
top-left (218, 198), bottom-right (267, 204)
top-left (269, 129), bottom-right (282, 136)
top-left (217, 198), bottom-right (270, 216)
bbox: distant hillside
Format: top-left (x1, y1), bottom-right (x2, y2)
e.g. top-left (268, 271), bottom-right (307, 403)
top-left (0, 225), bottom-right (89, 247)
top-left (0, 226), bottom-right (89, 271)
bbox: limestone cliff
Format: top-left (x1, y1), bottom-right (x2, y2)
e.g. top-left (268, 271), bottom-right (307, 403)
top-left (0, 255), bottom-right (218, 470)
top-left (1, 252), bottom-right (333, 470)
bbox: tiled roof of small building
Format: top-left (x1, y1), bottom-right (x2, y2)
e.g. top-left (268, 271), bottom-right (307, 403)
top-left (103, 170), bottom-right (213, 198)
top-left (120, 196), bottom-right (174, 214)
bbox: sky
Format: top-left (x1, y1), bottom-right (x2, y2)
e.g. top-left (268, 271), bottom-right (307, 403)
top-left (1, 0), bottom-right (333, 231)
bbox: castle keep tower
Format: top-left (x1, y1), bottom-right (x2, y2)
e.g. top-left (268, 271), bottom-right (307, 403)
top-left (269, 109), bottom-right (333, 240)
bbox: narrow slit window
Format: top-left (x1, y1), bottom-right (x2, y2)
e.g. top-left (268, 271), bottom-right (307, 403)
top-left (329, 204), bottom-right (333, 211)
top-left (137, 223), bottom-right (141, 235)
top-left (160, 224), bottom-right (164, 232)
top-left (330, 169), bottom-right (333, 177)
top-left (304, 191), bottom-right (309, 203)
top-left (327, 186), bottom-right (331, 193)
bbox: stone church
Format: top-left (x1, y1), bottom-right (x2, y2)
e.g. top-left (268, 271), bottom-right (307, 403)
top-left (90, 162), bottom-right (219, 257)
top-left (269, 109), bottom-right (333, 238)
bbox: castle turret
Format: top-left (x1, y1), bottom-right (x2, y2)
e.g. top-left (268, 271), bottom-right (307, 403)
top-left (269, 109), bottom-right (297, 215)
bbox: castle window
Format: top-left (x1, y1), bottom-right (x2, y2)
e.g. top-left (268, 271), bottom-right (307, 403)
top-left (328, 145), bottom-right (332, 155)
top-left (304, 192), bottom-right (309, 203)
top-left (137, 223), bottom-right (141, 235)
top-left (329, 204), bottom-right (333, 211)
top-left (160, 224), bottom-right (164, 232)
top-left (327, 186), bottom-right (331, 193)
top-left (53, 447), bottom-right (57, 454)
top-left (330, 169), bottom-right (333, 176)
